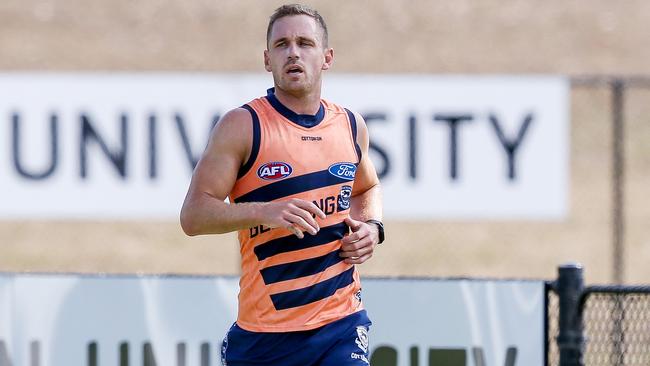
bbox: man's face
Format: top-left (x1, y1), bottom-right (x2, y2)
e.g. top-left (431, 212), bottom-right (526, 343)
top-left (264, 15), bottom-right (333, 96)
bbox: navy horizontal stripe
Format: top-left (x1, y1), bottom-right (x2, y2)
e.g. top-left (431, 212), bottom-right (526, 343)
top-left (254, 222), bottom-right (348, 261)
top-left (233, 169), bottom-right (352, 203)
top-left (260, 250), bottom-right (344, 285)
top-left (270, 267), bottom-right (355, 310)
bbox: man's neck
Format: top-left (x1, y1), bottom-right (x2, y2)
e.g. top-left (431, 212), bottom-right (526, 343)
top-left (273, 86), bottom-right (322, 115)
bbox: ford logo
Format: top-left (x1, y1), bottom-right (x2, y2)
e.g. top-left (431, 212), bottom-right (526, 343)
top-left (257, 162), bottom-right (293, 180)
top-left (328, 162), bottom-right (356, 181)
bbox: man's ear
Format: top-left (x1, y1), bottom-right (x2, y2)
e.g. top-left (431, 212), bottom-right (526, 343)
top-left (322, 48), bottom-right (334, 70)
top-left (264, 50), bottom-right (272, 72)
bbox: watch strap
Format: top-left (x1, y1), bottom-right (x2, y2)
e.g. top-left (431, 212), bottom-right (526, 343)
top-left (365, 219), bottom-right (385, 244)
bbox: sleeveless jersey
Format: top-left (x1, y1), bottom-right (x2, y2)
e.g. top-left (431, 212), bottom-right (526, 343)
top-left (228, 89), bottom-right (364, 333)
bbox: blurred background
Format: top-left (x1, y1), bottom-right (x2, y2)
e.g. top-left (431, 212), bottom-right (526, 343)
top-left (1, 0), bottom-right (649, 284)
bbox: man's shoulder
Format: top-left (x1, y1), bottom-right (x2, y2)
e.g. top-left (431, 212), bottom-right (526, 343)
top-left (320, 100), bottom-right (366, 127)
top-left (321, 99), bottom-right (365, 120)
top-left (209, 107), bottom-right (254, 146)
top-left (220, 106), bottom-right (254, 126)
top-left (321, 98), bottom-right (349, 115)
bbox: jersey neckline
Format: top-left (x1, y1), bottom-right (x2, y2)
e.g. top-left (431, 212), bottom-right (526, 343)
top-left (265, 88), bottom-right (325, 128)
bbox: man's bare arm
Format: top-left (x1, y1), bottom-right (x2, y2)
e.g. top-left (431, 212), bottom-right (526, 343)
top-left (339, 112), bottom-right (383, 264)
top-left (180, 108), bottom-right (325, 238)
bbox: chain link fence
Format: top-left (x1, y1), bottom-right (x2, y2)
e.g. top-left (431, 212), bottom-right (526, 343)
top-left (548, 265), bottom-right (650, 366)
top-left (548, 287), bottom-right (560, 366)
top-left (582, 291), bottom-right (650, 365)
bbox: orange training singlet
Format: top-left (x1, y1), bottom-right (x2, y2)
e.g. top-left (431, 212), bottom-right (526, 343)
top-left (228, 88), bottom-right (364, 333)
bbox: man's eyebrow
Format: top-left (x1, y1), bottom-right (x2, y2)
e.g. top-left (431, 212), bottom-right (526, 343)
top-left (296, 36), bottom-right (316, 43)
top-left (272, 37), bottom-right (288, 45)
top-left (272, 35), bottom-right (317, 46)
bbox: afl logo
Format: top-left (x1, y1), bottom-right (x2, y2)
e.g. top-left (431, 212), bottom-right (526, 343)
top-left (328, 162), bottom-right (356, 181)
top-left (257, 162), bottom-right (293, 180)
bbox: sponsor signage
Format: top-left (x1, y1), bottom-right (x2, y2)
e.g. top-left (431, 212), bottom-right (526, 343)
top-left (0, 274), bottom-right (545, 366)
top-left (0, 74), bottom-right (568, 219)
top-left (328, 162), bottom-right (357, 181)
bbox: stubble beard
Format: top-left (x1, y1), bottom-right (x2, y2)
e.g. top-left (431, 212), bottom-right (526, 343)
top-left (277, 73), bottom-right (315, 98)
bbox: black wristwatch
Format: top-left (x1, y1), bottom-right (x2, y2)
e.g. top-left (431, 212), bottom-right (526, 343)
top-left (365, 219), bottom-right (385, 244)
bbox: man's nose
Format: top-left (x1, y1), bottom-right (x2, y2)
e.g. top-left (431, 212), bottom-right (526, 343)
top-left (287, 43), bottom-right (300, 59)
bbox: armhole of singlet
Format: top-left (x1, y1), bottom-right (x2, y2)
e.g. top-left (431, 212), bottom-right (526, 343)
top-left (345, 108), bottom-right (362, 164)
top-left (237, 104), bottom-right (261, 179)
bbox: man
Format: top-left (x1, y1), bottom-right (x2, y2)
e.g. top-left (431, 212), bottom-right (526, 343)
top-left (180, 4), bottom-right (383, 365)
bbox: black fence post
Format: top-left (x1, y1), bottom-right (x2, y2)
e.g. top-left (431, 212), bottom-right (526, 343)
top-left (556, 263), bottom-right (585, 366)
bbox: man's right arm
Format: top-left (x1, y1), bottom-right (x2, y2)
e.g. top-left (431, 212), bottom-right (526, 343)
top-left (179, 107), bottom-right (325, 238)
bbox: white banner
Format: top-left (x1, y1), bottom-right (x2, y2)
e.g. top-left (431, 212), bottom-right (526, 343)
top-left (0, 273), bottom-right (545, 366)
top-left (0, 74), bottom-right (568, 219)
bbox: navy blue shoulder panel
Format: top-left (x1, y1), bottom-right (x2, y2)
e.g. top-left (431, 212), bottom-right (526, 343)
top-left (345, 108), bottom-right (362, 163)
top-left (237, 105), bottom-right (261, 179)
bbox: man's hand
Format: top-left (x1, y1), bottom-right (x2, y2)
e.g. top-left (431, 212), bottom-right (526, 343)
top-left (260, 198), bottom-right (326, 239)
top-left (339, 216), bottom-right (379, 264)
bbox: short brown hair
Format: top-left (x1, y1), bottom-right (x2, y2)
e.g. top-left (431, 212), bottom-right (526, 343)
top-left (266, 4), bottom-right (329, 48)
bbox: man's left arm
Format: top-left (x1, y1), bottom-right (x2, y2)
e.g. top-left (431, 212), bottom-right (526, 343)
top-left (340, 112), bottom-right (383, 264)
